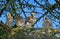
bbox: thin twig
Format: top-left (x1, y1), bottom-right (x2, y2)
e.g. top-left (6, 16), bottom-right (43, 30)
top-left (32, 11), bottom-right (48, 27)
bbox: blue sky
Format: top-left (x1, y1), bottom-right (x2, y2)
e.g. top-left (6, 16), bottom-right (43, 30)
top-left (0, 0), bottom-right (59, 29)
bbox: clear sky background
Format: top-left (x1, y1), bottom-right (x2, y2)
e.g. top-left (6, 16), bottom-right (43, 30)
top-left (0, 0), bottom-right (60, 29)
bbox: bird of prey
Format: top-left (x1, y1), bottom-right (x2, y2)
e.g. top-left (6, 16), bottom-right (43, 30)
top-left (6, 13), bottom-right (13, 28)
top-left (25, 13), bottom-right (36, 28)
top-left (43, 17), bottom-right (52, 28)
top-left (15, 13), bottom-right (24, 27)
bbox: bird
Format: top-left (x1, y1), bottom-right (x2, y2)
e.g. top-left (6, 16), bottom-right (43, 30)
top-left (15, 13), bottom-right (24, 27)
top-left (43, 17), bottom-right (52, 28)
top-left (6, 13), bottom-right (13, 28)
top-left (25, 13), bottom-right (36, 28)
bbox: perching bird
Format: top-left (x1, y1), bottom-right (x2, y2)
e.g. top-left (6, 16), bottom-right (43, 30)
top-left (43, 17), bottom-right (52, 28)
top-left (6, 13), bottom-right (13, 28)
top-left (15, 13), bottom-right (24, 27)
top-left (25, 13), bottom-right (36, 28)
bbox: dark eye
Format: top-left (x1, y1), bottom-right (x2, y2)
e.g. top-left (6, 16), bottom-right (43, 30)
top-left (8, 14), bottom-right (9, 15)
top-left (7, 13), bottom-right (10, 16)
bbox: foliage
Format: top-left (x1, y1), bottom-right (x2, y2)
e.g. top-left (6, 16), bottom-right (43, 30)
top-left (0, 26), bottom-right (9, 39)
top-left (10, 27), bottom-right (60, 39)
top-left (0, 25), bottom-right (60, 39)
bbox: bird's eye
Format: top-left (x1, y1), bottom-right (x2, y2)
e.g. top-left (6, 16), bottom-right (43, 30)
top-left (8, 14), bottom-right (9, 15)
top-left (7, 13), bottom-right (9, 15)
top-left (7, 13), bottom-right (11, 16)
top-left (31, 13), bottom-right (35, 15)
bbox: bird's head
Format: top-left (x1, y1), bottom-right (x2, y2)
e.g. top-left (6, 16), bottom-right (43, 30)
top-left (31, 13), bottom-right (35, 18)
top-left (31, 13), bottom-right (35, 15)
top-left (45, 17), bottom-right (49, 20)
top-left (16, 13), bottom-right (19, 15)
top-left (7, 13), bottom-right (11, 16)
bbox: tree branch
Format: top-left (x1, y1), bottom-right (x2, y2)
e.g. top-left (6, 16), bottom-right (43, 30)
top-left (0, 0), bottom-right (10, 16)
top-left (19, 3), bottom-right (40, 8)
top-left (54, 10), bottom-right (60, 14)
top-left (0, 22), bottom-right (9, 31)
top-left (50, 11), bottom-right (60, 20)
top-left (32, 11), bottom-right (48, 27)
top-left (34, 0), bottom-right (47, 10)
top-left (20, 6), bottom-right (27, 18)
